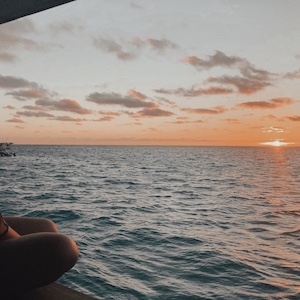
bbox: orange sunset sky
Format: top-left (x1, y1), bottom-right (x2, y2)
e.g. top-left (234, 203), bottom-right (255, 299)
top-left (1, 0), bottom-right (300, 146)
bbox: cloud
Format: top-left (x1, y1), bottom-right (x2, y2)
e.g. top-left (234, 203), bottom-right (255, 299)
top-left (6, 87), bottom-right (54, 101)
top-left (3, 105), bottom-right (15, 110)
top-left (167, 117), bottom-right (204, 124)
top-left (86, 90), bottom-right (156, 108)
top-left (93, 116), bottom-right (115, 122)
top-left (0, 52), bottom-right (17, 63)
top-left (49, 116), bottom-right (86, 122)
top-left (0, 74), bottom-right (38, 89)
top-left (183, 51), bottom-right (245, 70)
top-left (183, 51), bottom-right (275, 94)
top-left (22, 105), bottom-right (46, 111)
top-left (6, 118), bottom-right (25, 123)
top-left (134, 108), bottom-right (174, 117)
top-left (146, 38), bottom-right (178, 52)
top-left (154, 86), bottom-right (233, 97)
top-left (286, 115), bottom-right (300, 121)
top-left (182, 106), bottom-right (227, 114)
top-left (206, 75), bottom-right (272, 94)
top-left (0, 19), bottom-right (35, 35)
top-left (155, 96), bottom-right (177, 107)
top-left (49, 21), bottom-right (83, 35)
top-left (35, 99), bottom-right (92, 115)
top-left (262, 126), bottom-right (287, 133)
top-left (224, 118), bottom-right (240, 123)
top-left (284, 69), bottom-right (300, 79)
top-left (0, 75), bottom-right (57, 102)
top-left (263, 114), bottom-right (281, 120)
top-left (93, 36), bottom-right (178, 60)
top-left (128, 89), bottom-right (147, 100)
top-left (236, 98), bottom-right (294, 109)
top-left (93, 37), bottom-right (137, 61)
top-left (0, 19), bottom-right (44, 52)
top-left (95, 110), bottom-right (121, 121)
top-left (17, 111), bottom-right (54, 118)
top-left (98, 110), bottom-right (121, 117)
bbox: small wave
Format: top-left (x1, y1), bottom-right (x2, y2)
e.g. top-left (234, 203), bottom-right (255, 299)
top-left (25, 209), bottom-right (80, 223)
top-left (104, 179), bottom-right (138, 186)
top-left (23, 193), bottom-right (57, 201)
top-left (281, 227), bottom-right (300, 236)
top-left (93, 216), bottom-right (122, 227)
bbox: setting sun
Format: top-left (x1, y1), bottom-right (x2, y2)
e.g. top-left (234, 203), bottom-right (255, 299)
top-left (260, 140), bottom-right (294, 147)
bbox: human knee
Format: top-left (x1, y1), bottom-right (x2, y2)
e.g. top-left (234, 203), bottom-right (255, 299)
top-left (38, 218), bottom-right (58, 233)
top-left (44, 233), bottom-right (79, 271)
top-left (56, 234), bottom-right (79, 269)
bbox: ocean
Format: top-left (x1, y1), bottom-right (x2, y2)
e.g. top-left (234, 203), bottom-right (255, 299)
top-left (0, 145), bottom-right (299, 299)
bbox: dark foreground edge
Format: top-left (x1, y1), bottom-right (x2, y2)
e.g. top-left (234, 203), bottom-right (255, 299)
top-left (0, 0), bottom-right (75, 25)
top-left (17, 283), bottom-right (98, 300)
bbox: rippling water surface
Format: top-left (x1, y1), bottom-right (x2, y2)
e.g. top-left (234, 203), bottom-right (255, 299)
top-left (1, 146), bottom-right (299, 299)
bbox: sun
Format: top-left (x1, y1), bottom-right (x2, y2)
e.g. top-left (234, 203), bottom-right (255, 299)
top-left (260, 140), bottom-right (294, 147)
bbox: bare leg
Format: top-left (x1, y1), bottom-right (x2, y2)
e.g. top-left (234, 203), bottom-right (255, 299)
top-left (0, 217), bottom-right (79, 297)
top-left (4, 216), bottom-right (58, 235)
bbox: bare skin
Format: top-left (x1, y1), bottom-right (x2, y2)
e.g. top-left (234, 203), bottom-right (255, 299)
top-left (0, 216), bottom-right (79, 298)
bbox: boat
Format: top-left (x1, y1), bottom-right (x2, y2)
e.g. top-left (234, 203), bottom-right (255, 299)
top-left (0, 142), bottom-right (16, 157)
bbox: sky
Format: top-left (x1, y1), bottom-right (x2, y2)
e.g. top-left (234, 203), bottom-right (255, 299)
top-left (1, 0), bottom-right (300, 146)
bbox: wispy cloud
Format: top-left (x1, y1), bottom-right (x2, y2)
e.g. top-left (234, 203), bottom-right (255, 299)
top-left (236, 98), bottom-right (294, 109)
top-left (183, 50), bottom-right (275, 94)
top-left (134, 107), bottom-right (174, 117)
top-left (154, 86), bottom-right (233, 97)
top-left (262, 126), bottom-right (287, 133)
top-left (16, 111), bottom-right (54, 118)
top-left (49, 116), bottom-right (86, 122)
top-left (93, 36), bottom-right (178, 60)
top-left (98, 110), bottom-right (121, 117)
top-left (206, 74), bottom-right (272, 94)
top-left (145, 38), bottom-right (178, 52)
top-left (0, 52), bottom-right (17, 63)
top-left (181, 106), bottom-right (227, 114)
top-left (93, 37), bottom-right (137, 61)
top-left (95, 110), bottom-right (121, 122)
top-left (0, 74), bottom-right (38, 89)
top-left (183, 51), bottom-right (245, 70)
top-left (17, 111), bottom-right (53, 118)
top-left (0, 19), bottom-right (44, 52)
top-left (49, 21), bottom-right (83, 35)
top-left (6, 87), bottom-right (55, 101)
top-left (86, 90), bottom-right (156, 108)
top-left (6, 118), bottom-right (25, 123)
top-left (262, 114), bottom-right (281, 121)
top-left (93, 116), bottom-right (115, 122)
top-left (35, 99), bottom-right (92, 115)
top-left (3, 105), bottom-right (15, 110)
top-left (223, 118), bottom-right (240, 124)
top-left (284, 69), bottom-right (300, 79)
top-left (286, 115), bottom-right (300, 121)
top-left (167, 117), bottom-right (204, 124)
top-left (0, 74), bottom-right (59, 101)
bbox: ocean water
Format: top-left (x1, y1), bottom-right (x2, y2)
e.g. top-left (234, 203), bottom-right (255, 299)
top-left (0, 145), bottom-right (299, 299)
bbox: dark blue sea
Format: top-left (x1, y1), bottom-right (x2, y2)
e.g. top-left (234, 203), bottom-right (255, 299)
top-left (1, 146), bottom-right (299, 299)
